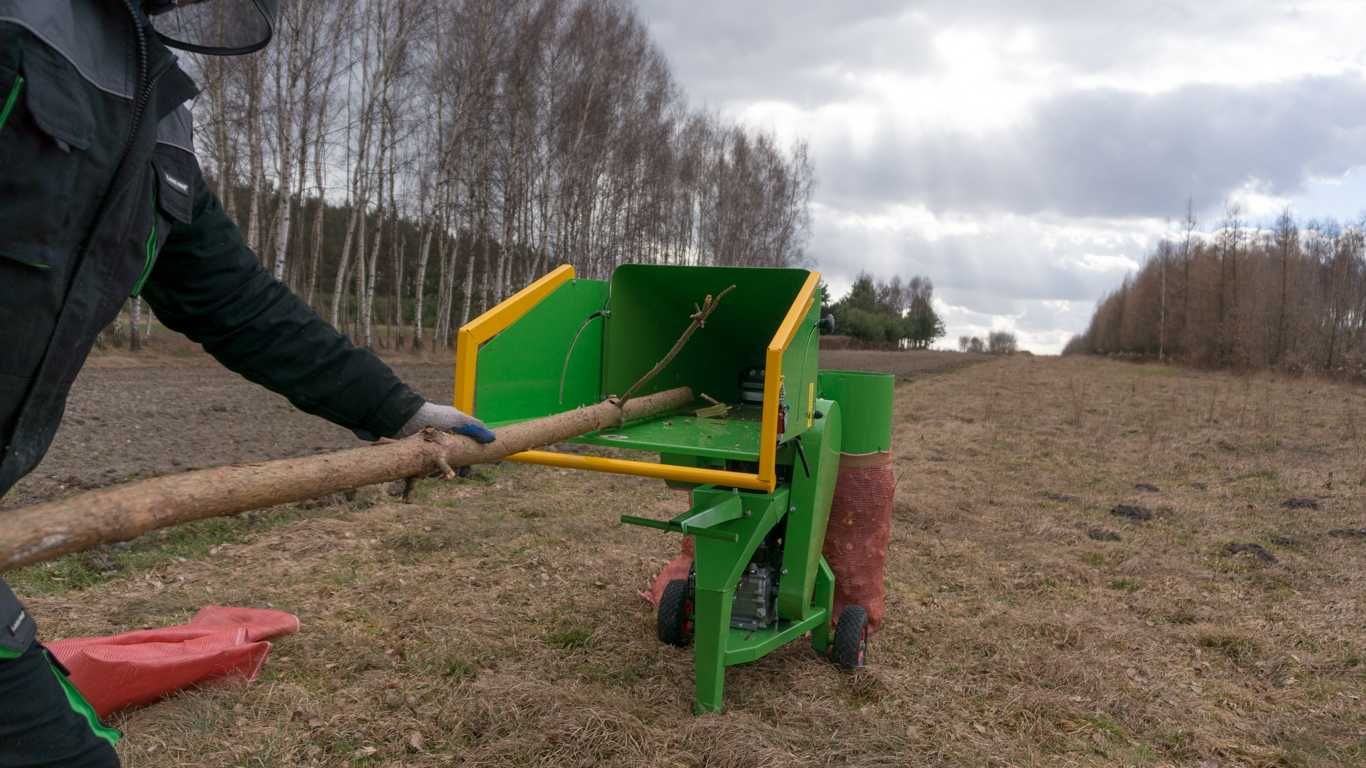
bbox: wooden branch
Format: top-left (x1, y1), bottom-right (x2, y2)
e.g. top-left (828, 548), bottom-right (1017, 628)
top-left (617, 284), bottom-right (735, 407)
top-left (0, 387), bottom-right (693, 571)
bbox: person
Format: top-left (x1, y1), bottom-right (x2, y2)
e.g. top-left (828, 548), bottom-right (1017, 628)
top-left (0, 2), bottom-right (493, 764)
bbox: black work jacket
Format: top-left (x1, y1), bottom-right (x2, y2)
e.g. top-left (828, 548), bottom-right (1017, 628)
top-left (0, 1), bottom-right (424, 499)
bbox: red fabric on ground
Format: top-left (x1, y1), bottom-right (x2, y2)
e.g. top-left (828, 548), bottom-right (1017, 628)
top-left (643, 537), bottom-right (694, 605)
top-left (45, 606), bottom-right (300, 717)
top-left (823, 452), bottom-right (895, 631)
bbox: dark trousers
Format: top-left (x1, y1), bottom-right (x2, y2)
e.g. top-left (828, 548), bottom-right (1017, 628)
top-left (1, 581), bottom-right (120, 768)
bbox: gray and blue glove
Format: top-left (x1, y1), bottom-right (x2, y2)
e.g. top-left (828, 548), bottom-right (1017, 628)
top-left (397, 402), bottom-right (496, 444)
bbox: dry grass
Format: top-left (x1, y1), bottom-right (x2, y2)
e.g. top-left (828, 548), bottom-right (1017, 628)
top-left (19, 356), bottom-right (1366, 767)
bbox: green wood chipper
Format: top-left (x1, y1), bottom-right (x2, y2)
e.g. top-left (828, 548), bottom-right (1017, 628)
top-left (454, 263), bottom-right (893, 713)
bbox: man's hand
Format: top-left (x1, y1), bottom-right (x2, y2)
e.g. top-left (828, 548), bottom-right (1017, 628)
top-left (396, 403), bottom-right (496, 444)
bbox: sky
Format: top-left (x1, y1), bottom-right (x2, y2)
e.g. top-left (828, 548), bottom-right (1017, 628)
top-left (634, 1), bottom-right (1366, 353)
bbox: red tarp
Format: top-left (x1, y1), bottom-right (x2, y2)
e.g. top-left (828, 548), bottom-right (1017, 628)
top-left (46, 606), bottom-right (299, 717)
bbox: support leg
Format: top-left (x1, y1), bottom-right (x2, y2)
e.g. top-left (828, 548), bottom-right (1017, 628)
top-left (810, 557), bottom-right (836, 654)
top-left (691, 586), bottom-right (734, 714)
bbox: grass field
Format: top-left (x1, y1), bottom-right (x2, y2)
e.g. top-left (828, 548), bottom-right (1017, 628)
top-left (12, 355), bottom-right (1366, 767)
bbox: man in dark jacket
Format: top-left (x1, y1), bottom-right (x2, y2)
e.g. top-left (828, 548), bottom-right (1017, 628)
top-left (0, 2), bottom-right (493, 764)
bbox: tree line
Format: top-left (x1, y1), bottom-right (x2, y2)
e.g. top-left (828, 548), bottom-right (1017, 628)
top-left (1065, 203), bottom-right (1366, 379)
top-left (957, 332), bottom-right (1017, 355)
top-left (123, 0), bottom-right (813, 351)
top-left (824, 273), bottom-right (946, 349)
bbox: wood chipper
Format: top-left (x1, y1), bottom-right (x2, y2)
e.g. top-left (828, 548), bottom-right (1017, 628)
top-left (453, 263), bottom-right (894, 713)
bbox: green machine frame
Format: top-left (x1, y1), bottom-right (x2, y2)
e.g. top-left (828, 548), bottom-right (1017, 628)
top-left (455, 263), bottom-right (886, 713)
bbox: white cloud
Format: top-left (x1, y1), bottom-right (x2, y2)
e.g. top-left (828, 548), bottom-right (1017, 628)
top-left (1074, 253), bottom-right (1141, 273)
top-left (634, 0), bottom-right (1366, 354)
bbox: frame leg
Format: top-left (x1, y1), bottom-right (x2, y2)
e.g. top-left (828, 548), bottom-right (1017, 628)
top-left (810, 557), bottom-right (835, 654)
top-left (691, 587), bottom-right (733, 713)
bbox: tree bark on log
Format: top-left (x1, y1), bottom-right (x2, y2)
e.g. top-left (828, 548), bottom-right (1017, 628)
top-left (0, 387), bottom-right (693, 571)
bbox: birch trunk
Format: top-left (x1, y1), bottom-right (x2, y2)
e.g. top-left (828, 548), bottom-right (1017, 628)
top-left (412, 220), bottom-right (434, 350)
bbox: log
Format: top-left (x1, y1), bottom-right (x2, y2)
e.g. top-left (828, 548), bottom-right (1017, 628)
top-left (0, 387), bottom-right (693, 571)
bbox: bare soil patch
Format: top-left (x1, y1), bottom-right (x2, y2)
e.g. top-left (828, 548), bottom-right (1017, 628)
top-left (3, 364), bottom-right (453, 510)
top-left (819, 348), bottom-right (988, 378)
top-left (8, 356), bottom-right (1366, 766)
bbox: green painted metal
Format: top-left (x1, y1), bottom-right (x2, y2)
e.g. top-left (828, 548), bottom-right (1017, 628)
top-left (628, 478), bottom-right (843, 708)
top-left (817, 370), bottom-right (895, 453)
top-left (681, 494), bottom-right (744, 534)
top-left (777, 398), bottom-right (842, 620)
top-left (809, 558), bottom-right (835, 654)
top-left (781, 299), bottom-right (823, 440)
top-left (479, 265), bottom-right (825, 462)
top-left (474, 278), bottom-right (608, 425)
top-left (575, 403), bottom-right (763, 460)
top-left (602, 265), bottom-right (817, 443)
top-left (687, 486), bottom-right (790, 713)
top-left (471, 265), bottom-right (854, 714)
top-left (722, 610), bottom-right (827, 666)
top-left (620, 499), bottom-right (742, 543)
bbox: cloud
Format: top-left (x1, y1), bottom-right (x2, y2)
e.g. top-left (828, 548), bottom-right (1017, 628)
top-left (818, 74), bottom-right (1366, 219)
top-left (633, 0), bottom-right (1366, 353)
top-left (637, 1), bottom-right (919, 109)
top-left (813, 205), bottom-right (1162, 306)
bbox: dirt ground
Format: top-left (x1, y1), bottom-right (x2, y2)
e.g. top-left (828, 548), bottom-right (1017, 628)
top-left (821, 348), bottom-right (989, 379)
top-left (3, 348), bottom-right (972, 509)
top-left (1, 362), bottom-right (452, 510)
top-left (8, 353), bottom-right (1366, 767)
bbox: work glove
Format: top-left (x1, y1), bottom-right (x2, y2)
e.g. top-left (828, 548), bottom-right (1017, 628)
top-left (397, 402), bottom-right (497, 444)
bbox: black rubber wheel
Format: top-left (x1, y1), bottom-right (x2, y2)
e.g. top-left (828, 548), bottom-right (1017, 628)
top-left (657, 579), bottom-right (693, 647)
top-left (832, 605), bottom-right (869, 670)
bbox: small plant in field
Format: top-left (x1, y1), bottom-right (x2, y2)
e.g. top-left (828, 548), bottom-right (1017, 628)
top-left (1164, 608), bottom-right (1197, 625)
top-left (440, 657), bottom-right (477, 680)
top-left (1080, 552), bottom-right (1107, 567)
top-left (1081, 712), bottom-right (1127, 740)
top-left (1106, 578), bottom-right (1141, 592)
top-left (544, 625), bottom-right (593, 650)
top-left (1198, 632), bottom-right (1260, 665)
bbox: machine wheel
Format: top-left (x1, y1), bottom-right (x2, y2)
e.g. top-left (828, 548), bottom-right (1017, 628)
top-left (657, 579), bottom-right (693, 647)
top-left (832, 605), bottom-right (869, 670)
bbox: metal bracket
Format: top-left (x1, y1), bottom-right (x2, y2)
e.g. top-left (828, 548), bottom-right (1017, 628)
top-left (620, 495), bottom-right (744, 543)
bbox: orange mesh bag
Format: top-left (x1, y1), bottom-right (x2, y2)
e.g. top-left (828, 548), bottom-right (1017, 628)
top-left (643, 537), bottom-right (694, 605)
top-left (822, 451), bottom-right (895, 631)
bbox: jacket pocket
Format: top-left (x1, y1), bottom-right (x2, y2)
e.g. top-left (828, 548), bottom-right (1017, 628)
top-left (129, 148), bottom-right (195, 297)
top-left (0, 39), bottom-right (97, 273)
top-left (0, 579), bottom-right (36, 659)
top-left (0, 40), bottom-right (98, 378)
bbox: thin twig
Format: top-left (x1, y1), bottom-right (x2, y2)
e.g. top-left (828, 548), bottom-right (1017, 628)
top-left (616, 285), bottom-right (736, 415)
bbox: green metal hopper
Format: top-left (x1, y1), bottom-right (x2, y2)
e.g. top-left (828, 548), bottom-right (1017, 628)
top-left (454, 263), bottom-right (892, 712)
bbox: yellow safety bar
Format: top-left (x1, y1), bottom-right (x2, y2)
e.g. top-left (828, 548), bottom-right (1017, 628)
top-left (758, 270), bottom-right (820, 488)
top-left (508, 450), bottom-right (773, 491)
top-left (454, 265), bottom-right (821, 493)
top-left (454, 264), bottom-right (576, 411)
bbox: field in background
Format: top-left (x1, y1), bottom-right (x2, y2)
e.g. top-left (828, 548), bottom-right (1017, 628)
top-left (9, 355), bottom-right (1366, 766)
top-left (86, 327), bottom-right (985, 375)
top-left (10, 347), bottom-right (977, 510)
